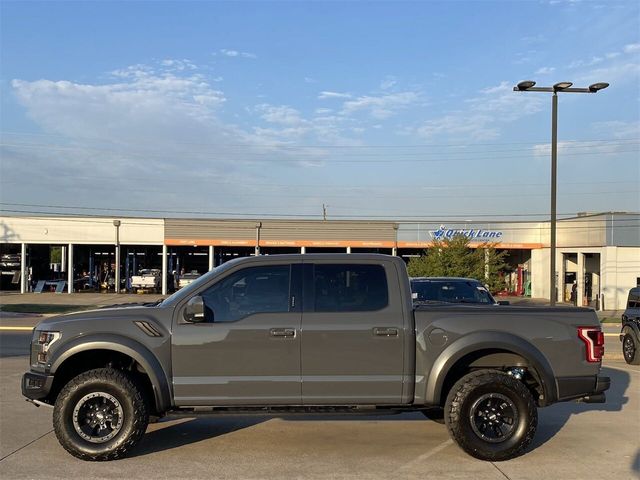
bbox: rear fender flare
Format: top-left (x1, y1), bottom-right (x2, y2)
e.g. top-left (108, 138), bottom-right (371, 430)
top-left (425, 331), bottom-right (557, 406)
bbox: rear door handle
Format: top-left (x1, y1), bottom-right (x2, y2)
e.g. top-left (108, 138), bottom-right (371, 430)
top-left (270, 328), bottom-right (296, 338)
top-left (373, 327), bottom-right (398, 337)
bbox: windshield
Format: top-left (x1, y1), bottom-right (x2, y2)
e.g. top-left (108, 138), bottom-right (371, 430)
top-left (158, 258), bottom-right (241, 307)
top-left (411, 280), bottom-right (496, 304)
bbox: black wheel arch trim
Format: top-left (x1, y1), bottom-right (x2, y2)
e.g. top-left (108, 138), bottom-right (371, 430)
top-left (425, 331), bottom-right (557, 407)
top-left (621, 323), bottom-right (640, 338)
top-left (49, 334), bottom-right (172, 412)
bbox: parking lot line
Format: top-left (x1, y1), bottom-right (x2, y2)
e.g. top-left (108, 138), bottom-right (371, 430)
top-left (0, 326), bottom-right (34, 331)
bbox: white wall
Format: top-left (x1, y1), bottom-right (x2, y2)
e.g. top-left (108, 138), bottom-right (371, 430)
top-left (0, 216), bottom-right (164, 245)
top-left (602, 246), bottom-right (640, 310)
top-left (531, 248), bottom-right (550, 300)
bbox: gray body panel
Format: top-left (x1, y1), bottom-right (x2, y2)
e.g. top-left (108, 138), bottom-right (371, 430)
top-left (25, 254), bottom-right (603, 413)
top-left (300, 257), bottom-right (412, 404)
top-left (412, 305), bottom-right (601, 406)
top-left (34, 306), bottom-right (175, 410)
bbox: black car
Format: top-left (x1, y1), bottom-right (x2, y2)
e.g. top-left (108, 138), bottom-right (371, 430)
top-left (620, 287), bottom-right (640, 365)
top-left (410, 277), bottom-right (508, 305)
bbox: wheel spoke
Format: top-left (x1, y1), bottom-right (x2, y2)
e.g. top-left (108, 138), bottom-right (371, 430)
top-left (470, 392), bottom-right (518, 443)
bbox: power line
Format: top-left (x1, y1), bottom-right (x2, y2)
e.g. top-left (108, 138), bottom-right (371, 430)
top-left (1, 141), bottom-right (638, 161)
top-left (2, 176), bottom-right (638, 190)
top-left (1, 203), bottom-right (637, 223)
top-left (1, 131), bottom-right (638, 148)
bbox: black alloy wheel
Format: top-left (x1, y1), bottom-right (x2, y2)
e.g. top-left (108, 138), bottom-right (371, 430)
top-left (445, 369), bottom-right (537, 461)
top-left (623, 333), bottom-right (640, 365)
top-left (53, 368), bottom-right (149, 461)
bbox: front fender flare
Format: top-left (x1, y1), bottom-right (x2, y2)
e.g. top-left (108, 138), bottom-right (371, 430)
top-left (425, 331), bottom-right (557, 407)
top-left (49, 334), bottom-right (172, 412)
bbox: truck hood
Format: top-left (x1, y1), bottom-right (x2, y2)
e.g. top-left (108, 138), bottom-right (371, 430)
top-left (36, 305), bottom-right (163, 331)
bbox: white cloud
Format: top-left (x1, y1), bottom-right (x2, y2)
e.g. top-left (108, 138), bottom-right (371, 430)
top-left (574, 61), bottom-right (640, 86)
top-left (318, 91), bottom-right (352, 100)
top-left (568, 56), bottom-right (604, 69)
top-left (160, 58), bottom-right (198, 71)
top-left (591, 120), bottom-right (640, 140)
top-left (379, 76), bottom-right (397, 90)
top-left (255, 104), bottom-right (307, 126)
top-left (535, 66), bottom-right (555, 75)
top-left (416, 114), bottom-right (500, 141)
top-left (415, 80), bottom-right (544, 142)
top-left (624, 43), bottom-right (640, 54)
top-left (218, 49), bottom-right (257, 59)
top-left (341, 91), bottom-right (419, 119)
top-left (532, 138), bottom-right (634, 158)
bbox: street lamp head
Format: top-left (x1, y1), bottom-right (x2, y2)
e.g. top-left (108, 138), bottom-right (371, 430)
top-left (516, 80), bottom-right (536, 91)
top-left (553, 82), bottom-right (573, 91)
top-left (589, 82), bottom-right (609, 92)
top-left (113, 220), bottom-right (121, 227)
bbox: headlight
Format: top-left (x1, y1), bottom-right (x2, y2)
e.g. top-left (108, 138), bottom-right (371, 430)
top-left (35, 331), bottom-right (61, 365)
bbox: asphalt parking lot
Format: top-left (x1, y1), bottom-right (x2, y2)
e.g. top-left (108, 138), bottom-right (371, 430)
top-left (0, 319), bottom-right (638, 480)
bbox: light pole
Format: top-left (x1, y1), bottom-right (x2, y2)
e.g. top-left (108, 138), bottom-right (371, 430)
top-left (113, 220), bottom-right (121, 294)
top-left (513, 80), bottom-right (609, 306)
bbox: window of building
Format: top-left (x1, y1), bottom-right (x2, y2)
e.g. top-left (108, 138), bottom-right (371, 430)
top-left (200, 265), bottom-right (291, 322)
top-left (313, 264), bottom-right (388, 312)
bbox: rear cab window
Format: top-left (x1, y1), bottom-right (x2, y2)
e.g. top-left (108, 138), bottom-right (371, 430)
top-left (311, 264), bottom-right (388, 312)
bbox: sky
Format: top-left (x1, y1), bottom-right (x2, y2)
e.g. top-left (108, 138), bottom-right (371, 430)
top-left (0, 0), bottom-right (639, 221)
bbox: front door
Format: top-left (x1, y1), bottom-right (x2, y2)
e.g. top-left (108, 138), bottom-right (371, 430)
top-left (172, 262), bottom-right (302, 406)
top-left (301, 261), bottom-right (406, 404)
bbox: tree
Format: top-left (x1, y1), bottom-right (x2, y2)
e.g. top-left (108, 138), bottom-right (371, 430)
top-left (407, 235), bottom-right (509, 293)
top-left (472, 242), bottom-right (509, 292)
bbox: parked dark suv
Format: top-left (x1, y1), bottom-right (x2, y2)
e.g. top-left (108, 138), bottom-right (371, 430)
top-left (621, 287), bottom-right (640, 365)
top-left (410, 277), bottom-right (508, 305)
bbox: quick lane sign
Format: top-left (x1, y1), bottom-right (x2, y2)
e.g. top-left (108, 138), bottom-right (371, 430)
top-left (430, 225), bottom-right (504, 241)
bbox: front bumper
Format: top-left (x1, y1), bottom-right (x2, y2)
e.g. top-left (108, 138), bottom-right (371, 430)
top-left (556, 375), bottom-right (610, 403)
top-left (22, 371), bottom-right (54, 402)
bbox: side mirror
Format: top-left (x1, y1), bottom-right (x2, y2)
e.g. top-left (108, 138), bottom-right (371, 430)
top-left (498, 300), bottom-right (510, 306)
top-left (183, 296), bottom-right (206, 322)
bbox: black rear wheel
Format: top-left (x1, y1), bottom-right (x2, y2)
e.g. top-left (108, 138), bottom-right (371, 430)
top-left (623, 333), bottom-right (640, 365)
top-left (53, 368), bottom-right (149, 461)
top-left (445, 370), bottom-right (537, 461)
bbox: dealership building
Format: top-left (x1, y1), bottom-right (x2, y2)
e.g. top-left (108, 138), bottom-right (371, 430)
top-left (1, 212), bottom-right (638, 310)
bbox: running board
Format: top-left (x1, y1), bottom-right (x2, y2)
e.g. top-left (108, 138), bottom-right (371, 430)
top-left (168, 405), bottom-right (407, 416)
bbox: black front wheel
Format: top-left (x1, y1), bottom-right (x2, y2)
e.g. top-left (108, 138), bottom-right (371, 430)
top-left (53, 368), bottom-right (149, 461)
top-left (623, 333), bottom-right (640, 365)
top-left (445, 370), bottom-right (537, 461)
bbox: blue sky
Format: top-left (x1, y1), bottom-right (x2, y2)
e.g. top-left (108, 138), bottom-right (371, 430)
top-left (1, 0), bottom-right (638, 220)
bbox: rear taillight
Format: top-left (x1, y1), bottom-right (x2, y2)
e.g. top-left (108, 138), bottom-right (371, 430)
top-left (578, 327), bottom-right (604, 363)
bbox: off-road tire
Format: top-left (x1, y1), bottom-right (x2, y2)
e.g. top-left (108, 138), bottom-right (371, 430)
top-left (53, 368), bottom-right (149, 461)
top-left (623, 332), bottom-right (640, 365)
top-left (445, 370), bottom-right (537, 461)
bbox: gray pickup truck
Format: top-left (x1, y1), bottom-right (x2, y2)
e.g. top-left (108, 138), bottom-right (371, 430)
top-left (22, 254), bottom-right (609, 462)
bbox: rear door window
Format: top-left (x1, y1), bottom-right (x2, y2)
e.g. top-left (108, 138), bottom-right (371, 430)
top-left (312, 264), bottom-right (388, 312)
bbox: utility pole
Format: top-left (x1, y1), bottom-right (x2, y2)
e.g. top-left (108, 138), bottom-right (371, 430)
top-left (322, 204), bottom-right (327, 221)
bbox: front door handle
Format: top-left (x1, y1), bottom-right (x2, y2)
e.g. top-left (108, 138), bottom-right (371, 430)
top-left (270, 328), bottom-right (296, 338)
top-left (373, 327), bottom-right (398, 337)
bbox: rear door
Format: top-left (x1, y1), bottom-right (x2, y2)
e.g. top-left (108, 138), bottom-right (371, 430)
top-left (300, 260), bottom-right (406, 404)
